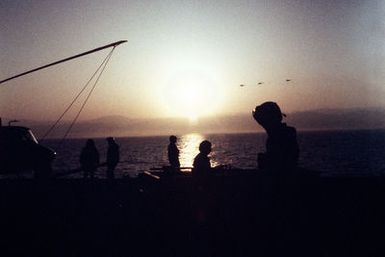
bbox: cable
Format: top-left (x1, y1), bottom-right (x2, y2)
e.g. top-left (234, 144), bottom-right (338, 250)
top-left (57, 47), bottom-right (116, 147)
top-left (41, 47), bottom-right (115, 141)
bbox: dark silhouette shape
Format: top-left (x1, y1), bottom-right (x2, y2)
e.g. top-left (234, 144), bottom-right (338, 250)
top-left (192, 140), bottom-right (213, 178)
top-left (240, 84), bottom-right (245, 87)
top-left (167, 135), bottom-right (180, 171)
top-left (0, 125), bottom-right (55, 178)
top-left (252, 102), bottom-right (299, 172)
top-left (106, 137), bottom-right (120, 179)
top-left (80, 139), bottom-right (100, 179)
top-left (257, 82), bottom-right (263, 85)
top-left (286, 79), bottom-right (291, 82)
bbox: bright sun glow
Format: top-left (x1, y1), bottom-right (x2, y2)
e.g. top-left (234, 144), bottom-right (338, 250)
top-left (163, 70), bottom-right (222, 122)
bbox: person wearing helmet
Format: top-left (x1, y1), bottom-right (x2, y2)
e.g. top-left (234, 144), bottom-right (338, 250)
top-left (252, 102), bottom-right (299, 172)
top-left (192, 140), bottom-right (213, 179)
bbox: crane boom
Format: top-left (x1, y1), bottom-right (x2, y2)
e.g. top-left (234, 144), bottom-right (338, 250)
top-left (0, 40), bottom-right (127, 85)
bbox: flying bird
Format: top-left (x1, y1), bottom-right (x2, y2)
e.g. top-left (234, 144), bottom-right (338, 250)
top-left (286, 79), bottom-right (291, 82)
top-left (240, 82), bottom-right (264, 87)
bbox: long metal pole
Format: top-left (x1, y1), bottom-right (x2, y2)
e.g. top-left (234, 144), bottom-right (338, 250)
top-left (0, 40), bottom-right (127, 85)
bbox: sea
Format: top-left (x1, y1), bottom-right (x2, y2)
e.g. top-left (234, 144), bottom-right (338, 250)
top-left (39, 129), bottom-right (385, 178)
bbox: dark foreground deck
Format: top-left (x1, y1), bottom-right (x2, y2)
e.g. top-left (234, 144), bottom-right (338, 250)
top-left (0, 173), bottom-right (384, 257)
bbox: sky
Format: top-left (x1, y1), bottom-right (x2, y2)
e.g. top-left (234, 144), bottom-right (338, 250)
top-left (1, 0), bottom-right (385, 123)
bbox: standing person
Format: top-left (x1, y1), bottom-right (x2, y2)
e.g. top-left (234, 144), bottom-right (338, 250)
top-left (252, 101), bottom-right (299, 172)
top-left (167, 135), bottom-right (180, 171)
top-left (192, 140), bottom-right (213, 179)
top-left (106, 137), bottom-right (120, 179)
top-left (80, 139), bottom-right (100, 179)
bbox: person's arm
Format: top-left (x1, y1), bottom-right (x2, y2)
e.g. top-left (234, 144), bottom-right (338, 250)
top-left (257, 152), bottom-right (267, 169)
top-left (96, 150), bottom-right (100, 165)
top-left (285, 127), bottom-right (299, 167)
top-left (79, 149), bottom-right (85, 164)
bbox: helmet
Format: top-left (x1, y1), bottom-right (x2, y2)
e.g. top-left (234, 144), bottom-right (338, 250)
top-left (252, 101), bottom-right (285, 124)
top-left (199, 140), bottom-right (212, 154)
top-left (106, 137), bottom-right (115, 142)
top-left (169, 135), bottom-right (177, 143)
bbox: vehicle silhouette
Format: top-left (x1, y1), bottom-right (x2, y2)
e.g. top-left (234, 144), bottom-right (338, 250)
top-left (0, 125), bottom-right (56, 178)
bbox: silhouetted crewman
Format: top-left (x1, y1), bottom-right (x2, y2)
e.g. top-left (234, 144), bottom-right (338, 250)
top-left (252, 102), bottom-right (299, 172)
top-left (192, 140), bottom-right (213, 179)
top-left (80, 139), bottom-right (100, 179)
top-left (106, 137), bottom-right (120, 179)
top-left (168, 135), bottom-right (180, 171)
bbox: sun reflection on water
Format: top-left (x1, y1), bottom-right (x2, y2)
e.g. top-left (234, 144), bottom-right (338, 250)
top-left (178, 133), bottom-right (219, 172)
top-left (178, 133), bottom-right (204, 171)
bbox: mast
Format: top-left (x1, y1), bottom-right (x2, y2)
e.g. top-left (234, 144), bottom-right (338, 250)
top-left (0, 40), bottom-right (127, 85)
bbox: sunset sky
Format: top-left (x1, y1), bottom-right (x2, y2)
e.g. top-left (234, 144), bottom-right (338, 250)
top-left (1, 0), bottom-right (385, 123)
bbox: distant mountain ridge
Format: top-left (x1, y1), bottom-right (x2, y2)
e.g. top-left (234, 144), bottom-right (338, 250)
top-left (8, 107), bottom-right (385, 138)
top-left (288, 107), bottom-right (385, 131)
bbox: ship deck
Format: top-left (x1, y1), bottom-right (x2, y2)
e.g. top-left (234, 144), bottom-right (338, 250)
top-left (0, 173), bottom-right (384, 256)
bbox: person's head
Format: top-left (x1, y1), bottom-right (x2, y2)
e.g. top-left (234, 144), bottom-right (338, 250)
top-left (86, 139), bottom-right (95, 147)
top-left (252, 102), bottom-right (285, 130)
top-left (169, 135), bottom-right (177, 144)
top-left (106, 137), bottom-right (115, 145)
top-left (199, 140), bottom-right (212, 155)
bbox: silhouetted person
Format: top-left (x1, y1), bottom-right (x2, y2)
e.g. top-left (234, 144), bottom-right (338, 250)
top-left (252, 102), bottom-right (299, 172)
top-left (80, 139), bottom-right (100, 179)
top-left (106, 137), bottom-right (120, 179)
top-left (167, 135), bottom-right (180, 171)
top-left (192, 140), bottom-right (213, 179)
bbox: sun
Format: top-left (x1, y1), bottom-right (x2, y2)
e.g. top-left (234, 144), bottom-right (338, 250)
top-left (163, 70), bottom-right (222, 122)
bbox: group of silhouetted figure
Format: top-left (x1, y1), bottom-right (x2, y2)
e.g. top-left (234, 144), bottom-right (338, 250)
top-left (79, 101), bottom-right (299, 179)
top-left (79, 137), bottom-right (120, 179)
top-left (168, 101), bottom-right (299, 179)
